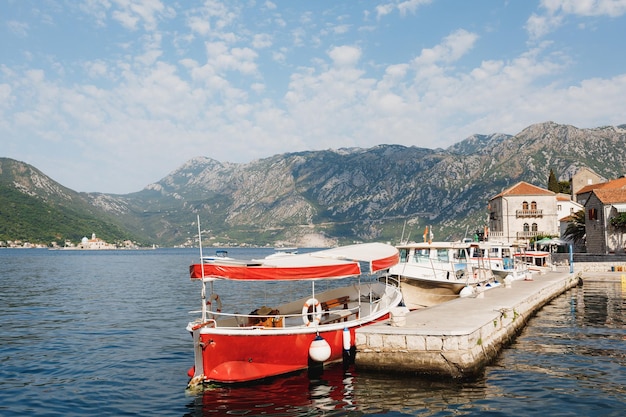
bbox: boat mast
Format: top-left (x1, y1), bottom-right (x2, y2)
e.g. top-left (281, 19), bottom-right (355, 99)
top-left (197, 215), bottom-right (207, 322)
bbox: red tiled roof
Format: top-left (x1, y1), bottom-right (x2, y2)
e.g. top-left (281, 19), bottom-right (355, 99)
top-left (577, 176), bottom-right (626, 194)
top-left (491, 181), bottom-right (554, 199)
top-left (593, 188), bottom-right (626, 204)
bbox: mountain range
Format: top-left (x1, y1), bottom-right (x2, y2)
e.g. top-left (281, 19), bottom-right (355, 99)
top-left (2, 121), bottom-right (625, 247)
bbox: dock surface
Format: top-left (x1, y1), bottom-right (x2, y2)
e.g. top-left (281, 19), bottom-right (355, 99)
top-left (355, 268), bottom-right (581, 378)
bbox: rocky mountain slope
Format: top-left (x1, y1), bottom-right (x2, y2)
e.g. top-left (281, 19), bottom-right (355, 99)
top-left (2, 121), bottom-right (626, 247)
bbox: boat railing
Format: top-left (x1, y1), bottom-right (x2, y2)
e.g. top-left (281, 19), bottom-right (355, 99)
top-left (192, 300), bottom-right (371, 329)
top-left (189, 318), bottom-right (217, 331)
top-left (381, 274), bottom-right (401, 288)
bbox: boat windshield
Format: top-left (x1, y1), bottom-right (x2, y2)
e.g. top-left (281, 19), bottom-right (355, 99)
top-left (437, 249), bottom-right (449, 263)
top-left (413, 249), bottom-right (430, 263)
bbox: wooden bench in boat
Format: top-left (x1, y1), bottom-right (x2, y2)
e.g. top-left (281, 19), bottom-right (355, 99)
top-left (321, 295), bottom-right (350, 311)
top-left (320, 296), bottom-right (358, 324)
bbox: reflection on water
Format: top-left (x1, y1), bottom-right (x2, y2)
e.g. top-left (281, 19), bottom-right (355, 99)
top-left (0, 249), bottom-right (624, 416)
top-left (184, 367), bottom-right (359, 416)
top-left (484, 279), bottom-right (625, 417)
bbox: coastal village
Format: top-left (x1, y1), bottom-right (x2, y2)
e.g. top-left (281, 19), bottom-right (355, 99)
top-left (0, 233), bottom-right (141, 250)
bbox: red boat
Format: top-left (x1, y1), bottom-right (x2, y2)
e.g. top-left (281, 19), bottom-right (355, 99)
top-left (186, 242), bottom-right (402, 387)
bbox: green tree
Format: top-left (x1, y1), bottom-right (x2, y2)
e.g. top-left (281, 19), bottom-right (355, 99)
top-left (610, 212), bottom-right (626, 228)
top-left (563, 209), bottom-right (586, 246)
top-left (547, 169), bottom-right (559, 192)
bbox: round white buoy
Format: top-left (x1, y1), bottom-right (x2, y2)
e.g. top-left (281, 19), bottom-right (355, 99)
top-left (342, 328), bottom-right (351, 351)
top-left (309, 335), bottom-right (331, 362)
top-left (459, 286), bottom-right (474, 298)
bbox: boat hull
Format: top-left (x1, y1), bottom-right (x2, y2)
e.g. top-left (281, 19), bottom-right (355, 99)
top-left (187, 281), bottom-right (402, 385)
top-left (397, 276), bottom-right (467, 309)
top-left (192, 327), bottom-right (361, 384)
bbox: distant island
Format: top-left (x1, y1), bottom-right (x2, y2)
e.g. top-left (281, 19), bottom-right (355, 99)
top-left (2, 233), bottom-right (150, 250)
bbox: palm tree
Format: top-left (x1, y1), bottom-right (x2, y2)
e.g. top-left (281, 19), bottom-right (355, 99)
top-left (563, 209), bottom-right (586, 248)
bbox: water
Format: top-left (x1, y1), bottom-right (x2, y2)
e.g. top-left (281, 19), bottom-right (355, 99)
top-left (1, 249), bottom-right (624, 416)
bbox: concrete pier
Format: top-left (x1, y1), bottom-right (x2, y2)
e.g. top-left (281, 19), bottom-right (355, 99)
top-left (355, 268), bottom-right (581, 378)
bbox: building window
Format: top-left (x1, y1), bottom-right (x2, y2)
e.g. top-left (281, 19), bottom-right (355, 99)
top-left (532, 223), bottom-right (538, 232)
top-left (523, 223), bottom-right (530, 232)
top-left (531, 201), bottom-right (537, 210)
top-left (522, 201), bottom-right (529, 210)
top-left (588, 208), bottom-right (597, 221)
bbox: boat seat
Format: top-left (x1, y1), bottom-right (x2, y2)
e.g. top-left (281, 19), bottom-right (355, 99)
top-left (321, 296), bottom-right (350, 311)
top-left (321, 296), bottom-right (357, 323)
top-left (321, 309), bottom-right (355, 324)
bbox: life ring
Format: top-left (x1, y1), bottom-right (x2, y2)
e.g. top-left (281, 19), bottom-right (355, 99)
top-left (206, 293), bottom-right (222, 312)
top-left (302, 298), bottom-right (322, 326)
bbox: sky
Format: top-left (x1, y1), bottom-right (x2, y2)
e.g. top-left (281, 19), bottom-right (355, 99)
top-left (2, 1), bottom-right (626, 194)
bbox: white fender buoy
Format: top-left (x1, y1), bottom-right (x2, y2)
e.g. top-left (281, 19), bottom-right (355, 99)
top-left (459, 286), bottom-right (474, 298)
top-left (342, 328), bottom-right (351, 351)
top-left (309, 335), bottom-right (331, 362)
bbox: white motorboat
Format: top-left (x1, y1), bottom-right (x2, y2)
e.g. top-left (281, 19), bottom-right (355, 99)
top-left (387, 241), bottom-right (496, 309)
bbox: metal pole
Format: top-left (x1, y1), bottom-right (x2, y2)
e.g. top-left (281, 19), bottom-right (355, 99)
top-left (569, 243), bottom-right (574, 273)
top-left (197, 215), bottom-right (207, 321)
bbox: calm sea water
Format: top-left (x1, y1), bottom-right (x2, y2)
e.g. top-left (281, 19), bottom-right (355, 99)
top-left (0, 248), bottom-right (624, 416)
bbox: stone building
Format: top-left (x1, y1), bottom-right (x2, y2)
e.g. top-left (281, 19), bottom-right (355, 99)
top-left (488, 182), bottom-right (559, 244)
top-left (578, 180), bottom-right (626, 254)
top-left (570, 167), bottom-right (605, 201)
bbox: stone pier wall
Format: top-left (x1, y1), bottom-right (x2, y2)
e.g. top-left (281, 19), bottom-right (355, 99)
top-left (355, 272), bottom-right (580, 378)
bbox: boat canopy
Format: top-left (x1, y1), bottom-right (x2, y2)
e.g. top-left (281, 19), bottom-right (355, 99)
top-left (396, 241), bottom-right (472, 250)
top-left (189, 242), bottom-right (399, 281)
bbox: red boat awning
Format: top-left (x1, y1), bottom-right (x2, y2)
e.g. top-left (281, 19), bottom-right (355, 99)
top-left (189, 242), bottom-right (399, 281)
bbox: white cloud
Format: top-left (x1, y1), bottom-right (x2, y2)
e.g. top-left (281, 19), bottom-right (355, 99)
top-left (328, 46), bottom-right (362, 68)
top-left (203, 42), bottom-right (259, 75)
top-left (84, 60), bottom-right (109, 79)
top-left (397, 0), bottom-right (433, 16)
top-left (6, 20), bottom-right (29, 37)
top-left (529, 0), bottom-right (626, 39)
top-left (188, 15), bottom-right (211, 36)
top-left (541, 0), bottom-right (626, 17)
top-left (376, 0), bottom-right (432, 19)
top-left (110, 0), bottom-right (174, 31)
top-left (375, 4), bottom-right (395, 20)
top-left (252, 33), bottom-right (272, 49)
top-left (413, 29), bottom-right (478, 66)
top-left (526, 12), bottom-right (563, 39)
top-left (112, 9), bottom-right (140, 30)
